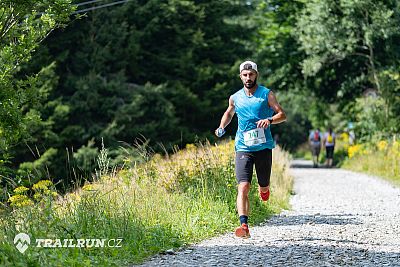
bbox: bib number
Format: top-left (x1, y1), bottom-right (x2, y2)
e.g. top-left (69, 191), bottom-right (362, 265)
top-left (244, 128), bottom-right (266, 147)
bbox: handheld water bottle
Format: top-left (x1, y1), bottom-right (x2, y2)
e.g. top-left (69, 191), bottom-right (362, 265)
top-left (216, 128), bottom-right (226, 137)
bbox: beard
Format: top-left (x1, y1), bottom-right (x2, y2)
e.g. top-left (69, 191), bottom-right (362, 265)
top-left (244, 77), bottom-right (257, 89)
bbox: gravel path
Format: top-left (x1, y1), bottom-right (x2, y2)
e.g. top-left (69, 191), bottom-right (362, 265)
top-left (138, 160), bottom-right (400, 266)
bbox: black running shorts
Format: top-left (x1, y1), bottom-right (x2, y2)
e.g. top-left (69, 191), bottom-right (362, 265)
top-left (235, 148), bottom-right (272, 187)
top-left (326, 146), bottom-right (334, 159)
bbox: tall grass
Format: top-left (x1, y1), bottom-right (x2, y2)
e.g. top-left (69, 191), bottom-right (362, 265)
top-left (342, 137), bottom-right (400, 186)
top-left (0, 141), bottom-right (293, 266)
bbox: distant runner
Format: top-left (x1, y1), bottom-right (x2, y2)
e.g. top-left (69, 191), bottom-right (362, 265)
top-left (323, 128), bottom-right (336, 167)
top-left (215, 61), bottom-right (286, 238)
top-left (309, 128), bottom-right (322, 168)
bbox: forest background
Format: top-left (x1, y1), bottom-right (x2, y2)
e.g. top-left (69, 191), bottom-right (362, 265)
top-left (1, 0), bottom-right (399, 198)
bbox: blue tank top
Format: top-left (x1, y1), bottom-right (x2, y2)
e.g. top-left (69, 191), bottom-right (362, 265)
top-left (232, 85), bottom-right (275, 152)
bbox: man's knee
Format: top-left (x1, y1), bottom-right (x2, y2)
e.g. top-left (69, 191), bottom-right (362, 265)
top-left (238, 182), bottom-right (250, 195)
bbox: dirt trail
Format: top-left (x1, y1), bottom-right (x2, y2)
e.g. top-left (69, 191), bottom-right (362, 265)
top-left (138, 160), bottom-right (400, 266)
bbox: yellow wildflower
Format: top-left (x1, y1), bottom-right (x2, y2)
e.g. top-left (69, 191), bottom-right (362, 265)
top-left (339, 132), bottom-right (349, 142)
top-left (13, 186), bottom-right (29, 194)
top-left (8, 195), bottom-right (34, 208)
top-left (33, 193), bottom-right (42, 200)
top-left (32, 180), bottom-right (53, 191)
top-left (377, 140), bottom-right (388, 151)
top-left (348, 144), bottom-right (363, 158)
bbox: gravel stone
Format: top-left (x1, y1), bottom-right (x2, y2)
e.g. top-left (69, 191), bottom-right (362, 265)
top-left (136, 160), bottom-right (400, 266)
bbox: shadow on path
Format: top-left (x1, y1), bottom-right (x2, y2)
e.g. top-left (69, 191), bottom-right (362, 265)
top-left (290, 159), bottom-right (337, 169)
top-left (143, 243), bottom-right (400, 266)
top-left (265, 214), bottom-right (363, 226)
top-left (290, 164), bottom-right (335, 169)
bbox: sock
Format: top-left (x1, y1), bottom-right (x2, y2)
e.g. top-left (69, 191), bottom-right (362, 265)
top-left (239, 215), bottom-right (248, 225)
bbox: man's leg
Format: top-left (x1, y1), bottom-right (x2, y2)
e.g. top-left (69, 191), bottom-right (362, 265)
top-left (311, 146), bottom-right (316, 166)
top-left (255, 148), bottom-right (272, 201)
top-left (325, 147), bottom-right (329, 166)
top-left (237, 182), bottom-right (250, 218)
top-left (234, 151), bottom-right (253, 238)
top-left (235, 182), bottom-right (251, 238)
top-left (327, 147), bottom-right (334, 167)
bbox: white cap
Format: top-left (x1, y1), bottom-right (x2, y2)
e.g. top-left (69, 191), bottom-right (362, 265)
top-left (239, 61), bottom-right (258, 73)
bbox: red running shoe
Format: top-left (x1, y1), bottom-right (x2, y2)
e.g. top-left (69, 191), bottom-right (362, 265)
top-left (235, 223), bottom-right (250, 238)
top-left (259, 187), bottom-right (270, 201)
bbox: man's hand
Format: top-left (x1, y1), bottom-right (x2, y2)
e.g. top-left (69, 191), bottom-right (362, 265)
top-left (215, 128), bottom-right (225, 137)
top-left (256, 119), bottom-right (271, 128)
top-left (216, 96), bottom-right (235, 137)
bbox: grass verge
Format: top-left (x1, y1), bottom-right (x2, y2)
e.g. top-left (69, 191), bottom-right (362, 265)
top-left (0, 141), bottom-right (293, 266)
top-left (342, 138), bottom-right (400, 186)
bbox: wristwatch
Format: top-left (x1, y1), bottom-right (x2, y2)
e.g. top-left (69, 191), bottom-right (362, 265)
top-left (267, 117), bottom-right (273, 123)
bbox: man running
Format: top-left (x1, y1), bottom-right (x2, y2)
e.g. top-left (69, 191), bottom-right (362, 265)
top-left (215, 61), bottom-right (286, 238)
top-left (309, 128), bottom-right (322, 168)
top-left (323, 127), bottom-right (336, 167)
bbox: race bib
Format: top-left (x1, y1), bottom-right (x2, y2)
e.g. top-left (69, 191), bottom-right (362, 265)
top-left (244, 128), bottom-right (266, 147)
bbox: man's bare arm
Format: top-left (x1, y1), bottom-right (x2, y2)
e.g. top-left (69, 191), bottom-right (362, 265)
top-left (256, 91), bottom-right (286, 128)
top-left (268, 91), bottom-right (286, 124)
top-left (215, 96), bottom-right (235, 136)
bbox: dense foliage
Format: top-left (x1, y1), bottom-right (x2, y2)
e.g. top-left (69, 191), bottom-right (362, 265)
top-left (1, 0), bottom-right (399, 193)
top-left (0, 0), bottom-right (74, 196)
top-left (4, 0), bottom-right (253, 191)
top-left (254, 0), bottom-right (400, 145)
